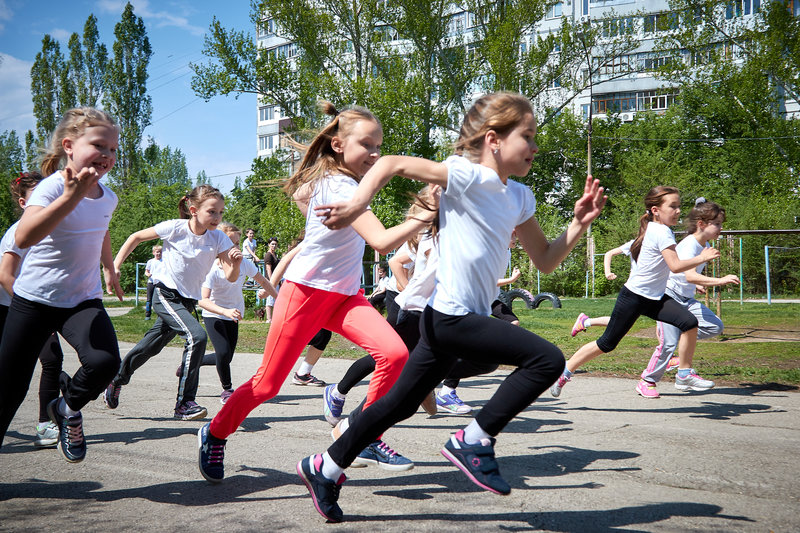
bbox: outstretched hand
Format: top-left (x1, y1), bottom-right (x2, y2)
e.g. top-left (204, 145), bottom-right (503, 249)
top-left (63, 167), bottom-right (101, 201)
top-left (104, 266), bottom-right (124, 301)
top-left (574, 174), bottom-right (607, 227)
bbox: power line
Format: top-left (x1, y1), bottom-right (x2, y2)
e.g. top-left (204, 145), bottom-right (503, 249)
top-left (206, 170), bottom-right (252, 178)
top-left (150, 97), bottom-right (202, 123)
top-left (594, 135), bottom-right (800, 142)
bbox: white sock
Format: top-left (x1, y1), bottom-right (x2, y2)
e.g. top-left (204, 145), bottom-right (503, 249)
top-left (331, 386), bottom-right (346, 400)
top-left (584, 318), bottom-right (592, 328)
top-left (58, 397), bottom-right (80, 417)
top-left (463, 419), bottom-right (491, 445)
top-left (321, 452), bottom-right (345, 481)
top-left (297, 361), bottom-right (314, 375)
top-left (440, 385), bottom-right (455, 396)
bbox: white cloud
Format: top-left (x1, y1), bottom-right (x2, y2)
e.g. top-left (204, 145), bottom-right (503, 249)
top-left (96, 0), bottom-right (205, 37)
top-left (49, 28), bottom-right (72, 41)
top-left (0, 53), bottom-right (35, 135)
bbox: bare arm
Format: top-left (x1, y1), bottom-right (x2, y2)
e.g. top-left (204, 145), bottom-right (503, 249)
top-left (319, 155), bottom-right (448, 229)
top-left (218, 246), bottom-right (243, 282)
top-left (684, 270), bottom-right (740, 287)
top-left (114, 227), bottom-right (160, 273)
top-left (497, 267), bottom-right (521, 287)
top-left (603, 246), bottom-right (627, 280)
top-left (102, 230), bottom-right (123, 301)
top-left (388, 250), bottom-right (413, 291)
top-left (661, 246), bottom-right (720, 274)
top-left (0, 252), bottom-right (21, 295)
top-left (197, 286), bottom-right (242, 321)
top-left (252, 271), bottom-right (278, 299)
top-left (351, 209), bottom-right (434, 255)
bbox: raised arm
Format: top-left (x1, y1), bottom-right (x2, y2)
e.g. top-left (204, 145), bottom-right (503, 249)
top-left (113, 227), bottom-right (160, 273)
top-left (661, 245), bottom-right (720, 274)
top-left (497, 267), bottom-right (521, 287)
top-left (218, 246), bottom-right (243, 282)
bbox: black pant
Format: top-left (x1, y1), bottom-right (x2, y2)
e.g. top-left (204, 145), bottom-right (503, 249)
top-left (0, 296), bottom-right (119, 447)
top-left (145, 282), bottom-right (155, 316)
top-left (328, 306), bottom-right (564, 467)
top-left (596, 286), bottom-right (698, 353)
top-left (201, 317), bottom-right (239, 391)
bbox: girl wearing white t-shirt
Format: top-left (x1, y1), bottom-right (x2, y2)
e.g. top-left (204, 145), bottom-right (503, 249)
top-left (638, 199), bottom-right (739, 398)
top-left (106, 185), bottom-right (242, 421)
top-left (0, 107), bottom-right (122, 464)
top-left (197, 222), bottom-right (277, 404)
top-left (197, 103), bottom-right (435, 485)
top-left (551, 186), bottom-right (720, 399)
top-left (0, 173), bottom-right (64, 448)
top-left (296, 92), bottom-right (606, 522)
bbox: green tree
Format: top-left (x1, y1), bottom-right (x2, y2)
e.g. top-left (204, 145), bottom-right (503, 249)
top-left (140, 138), bottom-right (190, 187)
top-left (30, 35), bottom-right (73, 141)
top-left (103, 2), bottom-right (153, 187)
top-left (0, 131), bottom-right (25, 231)
top-left (68, 14), bottom-right (108, 107)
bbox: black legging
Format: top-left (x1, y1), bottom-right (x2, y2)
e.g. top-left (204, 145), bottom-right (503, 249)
top-left (201, 317), bottom-right (239, 391)
top-left (0, 296), bottom-right (119, 447)
top-left (596, 286), bottom-right (698, 353)
top-left (328, 306), bottom-right (564, 467)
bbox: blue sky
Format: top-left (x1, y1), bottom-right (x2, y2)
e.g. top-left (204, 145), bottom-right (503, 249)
top-left (0, 0), bottom-right (256, 193)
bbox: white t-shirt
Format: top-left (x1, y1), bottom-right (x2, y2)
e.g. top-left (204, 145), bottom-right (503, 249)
top-left (0, 221), bottom-right (25, 307)
top-left (386, 242), bottom-right (415, 292)
top-left (202, 258), bottom-right (259, 320)
top-left (154, 219), bottom-right (234, 301)
top-left (145, 257), bottom-right (163, 284)
top-left (284, 174), bottom-right (371, 295)
top-left (666, 235), bottom-right (707, 298)
top-left (395, 237), bottom-right (437, 313)
top-left (431, 155), bottom-right (537, 316)
top-left (242, 237), bottom-right (257, 259)
top-left (624, 222), bottom-right (676, 300)
top-left (14, 172), bottom-right (117, 307)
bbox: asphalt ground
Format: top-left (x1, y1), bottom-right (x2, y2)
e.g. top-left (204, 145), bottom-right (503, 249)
top-left (1, 336), bottom-right (798, 532)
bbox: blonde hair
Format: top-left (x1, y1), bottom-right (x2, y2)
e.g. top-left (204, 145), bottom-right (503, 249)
top-left (405, 185), bottom-right (439, 251)
top-left (178, 184), bottom-right (224, 219)
top-left (217, 221), bottom-right (241, 235)
top-left (630, 186), bottom-right (680, 262)
top-left (283, 102), bottom-right (380, 195)
top-left (151, 244), bottom-right (162, 254)
top-left (40, 107), bottom-right (118, 176)
top-left (454, 92), bottom-right (535, 162)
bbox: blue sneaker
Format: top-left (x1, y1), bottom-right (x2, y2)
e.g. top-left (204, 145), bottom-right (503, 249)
top-left (323, 384), bottom-right (345, 426)
top-left (441, 429), bottom-right (510, 495)
top-left (47, 399), bottom-right (86, 463)
top-left (198, 423), bottom-right (226, 483)
top-left (435, 390), bottom-right (472, 414)
top-left (353, 439), bottom-right (414, 471)
top-left (297, 454), bottom-right (346, 523)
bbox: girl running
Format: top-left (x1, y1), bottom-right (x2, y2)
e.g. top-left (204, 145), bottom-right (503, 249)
top-left (296, 92), bottom-right (606, 522)
top-left (197, 222), bottom-right (277, 404)
top-left (0, 172), bottom-right (65, 448)
top-left (637, 198), bottom-right (739, 398)
top-left (0, 107), bottom-right (122, 463)
top-left (197, 103), bottom-right (435, 483)
top-left (105, 185), bottom-right (242, 420)
top-left (551, 186), bottom-right (720, 398)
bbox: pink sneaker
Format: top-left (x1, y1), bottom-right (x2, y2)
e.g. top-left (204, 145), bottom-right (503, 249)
top-left (571, 313), bottom-right (589, 337)
top-left (666, 357), bottom-right (680, 372)
top-left (636, 380), bottom-right (660, 398)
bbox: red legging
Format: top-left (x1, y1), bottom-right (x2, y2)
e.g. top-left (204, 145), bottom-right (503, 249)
top-left (209, 281), bottom-right (408, 439)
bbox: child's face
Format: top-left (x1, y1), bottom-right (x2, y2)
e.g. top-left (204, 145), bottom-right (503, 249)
top-left (154, 248), bottom-right (162, 259)
top-left (247, 229), bottom-right (255, 239)
top-left (228, 231), bottom-right (242, 246)
top-left (378, 268), bottom-right (386, 278)
top-left (653, 193), bottom-right (681, 226)
top-left (191, 197), bottom-right (225, 231)
top-left (63, 124), bottom-right (118, 177)
top-left (334, 119), bottom-right (382, 178)
top-left (699, 215), bottom-right (723, 240)
top-left (496, 113), bottom-right (538, 178)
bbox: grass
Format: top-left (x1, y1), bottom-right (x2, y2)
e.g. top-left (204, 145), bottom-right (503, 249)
top-left (109, 296), bottom-right (800, 388)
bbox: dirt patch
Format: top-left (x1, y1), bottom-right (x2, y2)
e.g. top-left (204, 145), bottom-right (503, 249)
top-left (630, 325), bottom-right (800, 343)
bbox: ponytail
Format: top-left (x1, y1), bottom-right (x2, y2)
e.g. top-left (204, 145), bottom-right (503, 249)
top-left (630, 186), bottom-right (680, 262)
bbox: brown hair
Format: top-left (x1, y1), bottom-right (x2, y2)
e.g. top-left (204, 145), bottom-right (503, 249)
top-left (630, 186), bottom-right (680, 262)
top-left (454, 92), bottom-right (535, 162)
top-left (178, 184), bottom-right (224, 219)
top-left (687, 198), bottom-right (725, 234)
top-left (40, 107), bottom-right (118, 176)
top-left (10, 171), bottom-right (45, 213)
top-left (405, 185), bottom-right (439, 251)
top-left (283, 102), bottom-right (380, 195)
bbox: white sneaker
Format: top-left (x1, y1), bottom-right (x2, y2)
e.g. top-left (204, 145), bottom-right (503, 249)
top-left (675, 371), bottom-right (715, 391)
top-left (34, 421), bottom-right (59, 447)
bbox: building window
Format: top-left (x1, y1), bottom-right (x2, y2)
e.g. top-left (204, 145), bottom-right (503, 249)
top-left (259, 106), bottom-right (275, 122)
top-left (592, 92), bottom-right (636, 114)
top-left (602, 17), bottom-right (635, 38)
top-left (637, 90), bottom-right (678, 111)
top-left (259, 134), bottom-right (275, 152)
top-left (644, 12), bottom-right (680, 33)
top-left (545, 2), bottom-right (563, 19)
top-left (258, 18), bottom-right (276, 38)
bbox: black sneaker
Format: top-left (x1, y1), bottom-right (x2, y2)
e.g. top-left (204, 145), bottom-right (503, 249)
top-left (103, 380), bottom-right (122, 409)
top-left (47, 398), bottom-right (86, 463)
top-left (440, 429), bottom-right (510, 495)
top-left (174, 400), bottom-right (207, 420)
top-left (292, 372), bottom-right (327, 387)
top-left (198, 423), bottom-right (226, 483)
top-left (353, 439), bottom-right (414, 471)
top-left (297, 454), bottom-right (346, 523)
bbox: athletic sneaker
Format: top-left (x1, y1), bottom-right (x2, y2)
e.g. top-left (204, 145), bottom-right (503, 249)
top-left (635, 379), bottom-right (660, 399)
top-left (174, 400), bottom-right (208, 420)
top-left (571, 312), bottom-right (589, 337)
top-left (353, 439), bottom-right (414, 471)
top-left (297, 454), bottom-right (346, 523)
top-left (103, 380), bottom-right (122, 409)
top-left (34, 421), bottom-right (59, 448)
top-left (435, 390), bottom-right (472, 414)
top-left (198, 423), bottom-right (226, 483)
top-left (550, 373), bottom-right (571, 397)
top-left (220, 389), bottom-right (234, 404)
top-left (441, 429), bottom-right (510, 495)
top-left (675, 372), bottom-right (715, 391)
top-left (421, 390), bottom-right (438, 416)
top-left (666, 356), bottom-right (680, 372)
top-left (293, 372), bottom-right (326, 387)
top-left (47, 399), bottom-right (86, 463)
top-left (323, 384), bottom-right (345, 426)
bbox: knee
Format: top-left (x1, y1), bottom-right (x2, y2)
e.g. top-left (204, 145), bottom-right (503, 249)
top-left (596, 335), bottom-right (618, 353)
top-left (92, 352), bottom-right (122, 384)
top-left (681, 315), bottom-right (699, 332)
top-left (534, 344), bottom-right (567, 382)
